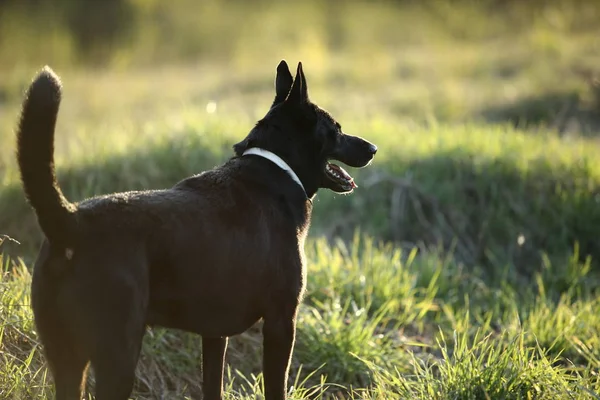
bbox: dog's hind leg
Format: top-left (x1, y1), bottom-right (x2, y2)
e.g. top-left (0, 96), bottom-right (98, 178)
top-left (202, 336), bottom-right (229, 400)
top-left (31, 244), bottom-right (90, 400)
top-left (33, 309), bottom-right (89, 400)
top-left (92, 341), bottom-right (142, 400)
top-left (77, 256), bottom-right (149, 399)
top-left (52, 358), bottom-right (89, 400)
top-left (89, 306), bottom-right (146, 400)
top-left (262, 313), bottom-right (297, 400)
top-left (88, 293), bottom-right (147, 400)
top-left (44, 338), bottom-right (89, 400)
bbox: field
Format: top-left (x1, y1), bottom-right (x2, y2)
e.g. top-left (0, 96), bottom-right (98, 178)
top-left (1, 0), bottom-right (600, 398)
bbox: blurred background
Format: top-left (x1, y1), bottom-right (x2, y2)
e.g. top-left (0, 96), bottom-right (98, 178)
top-left (2, 0), bottom-right (600, 398)
top-left (3, 0), bottom-right (600, 268)
top-left (2, 0), bottom-right (600, 120)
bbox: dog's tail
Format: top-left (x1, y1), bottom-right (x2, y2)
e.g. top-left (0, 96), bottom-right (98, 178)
top-left (17, 66), bottom-right (77, 245)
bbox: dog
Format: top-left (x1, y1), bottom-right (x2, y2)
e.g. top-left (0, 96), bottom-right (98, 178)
top-left (17, 60), bottom-right (377, 400)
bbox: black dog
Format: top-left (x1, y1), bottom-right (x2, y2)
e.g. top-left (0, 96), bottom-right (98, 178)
top-left (17, 61), bottom-right (377, 400)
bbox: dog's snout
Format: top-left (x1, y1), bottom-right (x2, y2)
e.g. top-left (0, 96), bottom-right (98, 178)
top-left (332, 134), bottom-right (377, 168)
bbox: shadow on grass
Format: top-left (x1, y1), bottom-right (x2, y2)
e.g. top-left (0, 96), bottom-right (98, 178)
top-left (481, 90), bottom-right (600, 136)
top-left (313, 148), bottom-right (600, 280)
top-left (3, 137), bottom-right (600, 281)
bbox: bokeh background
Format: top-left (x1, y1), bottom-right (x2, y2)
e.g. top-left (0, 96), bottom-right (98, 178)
top-left (1, 0), bottom-right (600, 398)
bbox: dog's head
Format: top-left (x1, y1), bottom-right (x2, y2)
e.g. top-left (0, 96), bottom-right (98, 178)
top-left (234, 60), bottom-right (377, 197)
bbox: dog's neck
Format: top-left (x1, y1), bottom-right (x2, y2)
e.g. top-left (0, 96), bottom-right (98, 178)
top-left (242, 147), bottom-right (307, 196)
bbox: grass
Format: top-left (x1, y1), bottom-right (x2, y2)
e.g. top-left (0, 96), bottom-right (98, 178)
top-left (2, 237), bottom-right (600, 399)
top-left (2, 0), bottom-right (600, 398)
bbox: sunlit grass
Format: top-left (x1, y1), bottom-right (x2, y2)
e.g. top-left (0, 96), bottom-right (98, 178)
top-left (2, 234), bottom-right (600, 398)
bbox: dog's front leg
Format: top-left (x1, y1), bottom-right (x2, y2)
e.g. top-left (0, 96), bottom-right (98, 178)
top-left (202, 336), bottom-right (228, 400)
top-left (262, 316), bottom-right (296, 400)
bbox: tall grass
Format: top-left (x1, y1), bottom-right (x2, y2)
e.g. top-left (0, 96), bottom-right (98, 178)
top-left (2, 234), bottom-right (600, 398)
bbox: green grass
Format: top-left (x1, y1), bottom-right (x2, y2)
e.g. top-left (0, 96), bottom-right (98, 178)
top-left (2, 0), bottom-right (600, 398)
top-left (2, 237), bottom-right (600, 399)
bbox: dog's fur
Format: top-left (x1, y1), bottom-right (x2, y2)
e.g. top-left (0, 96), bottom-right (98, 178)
top-left (17, 61), bottom-right (377, 400)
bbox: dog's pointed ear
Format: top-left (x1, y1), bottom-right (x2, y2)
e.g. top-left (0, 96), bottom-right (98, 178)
top-left (299, 62), bottom-right (308, 98)
top-left (272, 60), bottom-right (293, 107)
top-left (286, 62), bottom-right (309, 104)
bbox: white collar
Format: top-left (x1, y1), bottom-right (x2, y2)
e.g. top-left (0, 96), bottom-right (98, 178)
top-left (242, 147), bottom-right (306, 195)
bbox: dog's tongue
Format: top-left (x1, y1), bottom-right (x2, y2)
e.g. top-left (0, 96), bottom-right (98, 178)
top-left (328, 163), bottom-right (357, 188)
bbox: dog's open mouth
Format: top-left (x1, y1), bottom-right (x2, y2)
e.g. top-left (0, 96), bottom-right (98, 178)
top-left (324, 162), bottom-right (357, 193)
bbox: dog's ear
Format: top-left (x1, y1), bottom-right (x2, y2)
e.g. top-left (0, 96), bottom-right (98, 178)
top-left (272, 60), bottom-right (293, 107)
top-left (286, 62), bottom-right (309, 104)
